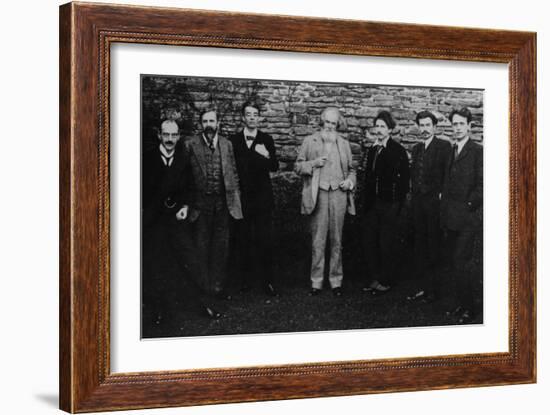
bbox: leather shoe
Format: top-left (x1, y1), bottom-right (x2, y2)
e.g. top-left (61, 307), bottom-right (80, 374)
top-left (406, 289), bottom-right (425, 302)
top-left (214, 291), bottom-right (232, 301)
top-left (265, 283), bottom-right (280, 297)
top-left (420, 294), bottom-right (436, 304)
top-left (308, 288), bottom-right (321, 296)
top-left (203, 306), bottom-right (222, 320)
top-left (332, 287), bottom-right (343, 297)
top-left (446, 306), bottom-right (464, 317)
top-left (239, 283), bottom-right (251, 293)
top-left (370, 283), bottom-right (391, 296)
top-left (457, 310), bottom-right (474, 324)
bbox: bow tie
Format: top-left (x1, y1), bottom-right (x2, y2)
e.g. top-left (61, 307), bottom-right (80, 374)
top-left (245, 135), bottom-right (255, 141)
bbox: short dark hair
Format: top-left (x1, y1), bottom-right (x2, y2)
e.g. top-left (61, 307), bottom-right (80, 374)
top-left (449, 107), bottom-right (472, 124)
top-left (415, 110), bottom-right (438, 126)
top-left (241, 100), bottom-right (261, 115)
top-left (373, 110), bottom-right (396, 130)
top-left (199, 106), bottom-right (218, 122)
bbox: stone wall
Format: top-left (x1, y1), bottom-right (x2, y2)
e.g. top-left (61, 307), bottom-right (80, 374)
top-left (142, 75), bottom-right (484, 282)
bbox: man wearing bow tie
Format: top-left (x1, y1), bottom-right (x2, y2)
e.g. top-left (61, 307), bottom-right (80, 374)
top-left (229, 101), bottom-right (280, 296)
top-left (361, 110), bottom-right (410, 295)
top-left (407, 111), bottom-right (451, 304)
top-left (441, 107), bottom-right (483, 324)
top-left (295, 107), bottom-right (356, 297)
top-left (142, 120), bottom-right (221, 325)
top-left (184, 108), bottom-right (243, 299)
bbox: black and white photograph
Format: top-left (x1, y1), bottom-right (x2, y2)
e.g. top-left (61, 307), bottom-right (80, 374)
top-left (140, 74), bottom-right (484, 339)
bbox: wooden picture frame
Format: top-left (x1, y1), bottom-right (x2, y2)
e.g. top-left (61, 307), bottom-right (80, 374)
top-left (59, 2), bottom-right (536, 412)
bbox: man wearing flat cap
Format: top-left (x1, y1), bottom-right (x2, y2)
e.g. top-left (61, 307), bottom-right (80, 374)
top-left (361, 110), bottom-right (410, 295)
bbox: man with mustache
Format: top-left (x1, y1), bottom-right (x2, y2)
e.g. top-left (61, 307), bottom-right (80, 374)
top-left (441, 107), bottom-right (483, 324)
top-left (185, 108), bottom-right (243, 299)
top-left (361, 110), bottom-right (410, 295)
top-left (407, 111), bottom-right (452, 304)
top-left (295, 107), bottom-right (356, 297)
top-left (142, 120), bottom-right (221, 326)
top-left (229, 101), bottom-right (280, 297)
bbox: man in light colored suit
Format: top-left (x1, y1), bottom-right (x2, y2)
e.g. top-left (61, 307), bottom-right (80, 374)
top-left (295, 107), bottom-right (356, 296)
top-left (184, 107), bottom-right (243, 298)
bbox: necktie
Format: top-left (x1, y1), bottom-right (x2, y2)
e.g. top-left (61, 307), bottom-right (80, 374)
top-left (452, 143), bottom-right (459, 161)
top-left (207, 138), bottom-right (214, 151)
top-left (161, 155), bottom-right (173, 166)
top-left (245, 135), bottom-right (254, 149)
top-left (372, 145), bottom-right (383, 172)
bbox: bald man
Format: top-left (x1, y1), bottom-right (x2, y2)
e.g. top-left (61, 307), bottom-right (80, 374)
top-left (295, 107), bottom-right (356, 296)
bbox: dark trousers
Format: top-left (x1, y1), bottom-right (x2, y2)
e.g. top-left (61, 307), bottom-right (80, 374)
top-left (412, 194), bottom-right (442, 297)
top-left (445, 229), bottom-right (477, 311)
top-left (234, 210), bottom-right (275, 289)
top-left (194, 195), bottom-right (231, 295)
top-left (362, 200), bottom-right (404, 286)
top-left (142, 218), bottom-right (205, 317)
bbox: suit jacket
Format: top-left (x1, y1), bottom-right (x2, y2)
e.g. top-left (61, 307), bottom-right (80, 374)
top-left (362, 138), bottom-right (410, 210)
top-left (184, 135), bottom-right (243, 220)
top-left (441, 138), bottom-right (483, 231)
top-left (411, 137), bottom-right (452, 198)
top-left (295, 131), bottom-right (356, 216)
top-left (142, 144), bottom-right (191, 227)
top-left (229, 130), bottom-right (278, 216)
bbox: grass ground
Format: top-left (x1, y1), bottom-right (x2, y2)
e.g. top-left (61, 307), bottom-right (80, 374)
top-left (142, 212), bottom-right (483, 338)
top-left (142, 264), bottom-right (483, 339)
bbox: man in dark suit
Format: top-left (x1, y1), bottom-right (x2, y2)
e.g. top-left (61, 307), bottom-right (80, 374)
top-left (184, 108), bottom-right (243, 298)
top-left (229, 101), bottom-right (279, 296)
top-left (361, 110), bottom-right (410, 295)
top-left (407, 111), bottom-right (452, 304)
top-left (142, 120), bottom-right (221, 325)
top-left (441, 107), bottom-right (483, 324)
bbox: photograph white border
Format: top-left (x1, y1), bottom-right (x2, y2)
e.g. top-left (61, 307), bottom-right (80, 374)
top-left (110, 43), bottom-right (509, 373)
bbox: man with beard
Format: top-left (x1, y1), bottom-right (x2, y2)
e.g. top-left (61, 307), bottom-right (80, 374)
top-left (361, 110), bottom-right (410, 295)
top-left (185, 108), bottom-right (243, 299)
top-left (142, 120), bottom-right (221, 326)
top-left (295, 107), bottom-right (356, 297)
top-left (407, 111), bottom-right (451, 304)
top-left (229, 101), bottom-right (280, 296)
top-left (441, 107), bottom-right (483, 324)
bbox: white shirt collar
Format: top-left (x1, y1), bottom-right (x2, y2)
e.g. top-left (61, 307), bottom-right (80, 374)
top-left (243, 128), bottom-right (257, 148)
top-left (243, 127), bottom-right (258, 138)
top-left (455, 136), bottom-right (470, 155)
top-left (424, 136), bottom-right (434, 149)
top-left (202, 133), bottom-right (219, 149)
top-left (159, 143), bottom-right (174, 158)
top-left (375, 136), bottom-right (390, 148)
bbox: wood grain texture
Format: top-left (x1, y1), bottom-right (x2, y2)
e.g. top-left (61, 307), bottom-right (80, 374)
top-left (59, 3), bottom-right (73, 412)
top-left (59, 2), bottom-right (537, 412)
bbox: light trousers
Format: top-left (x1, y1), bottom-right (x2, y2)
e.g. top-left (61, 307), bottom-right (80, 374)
top-left (309, 189), bottom-right (348, 289)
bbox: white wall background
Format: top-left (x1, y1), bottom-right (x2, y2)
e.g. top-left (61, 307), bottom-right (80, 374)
top-left (0, 0), bottom-right (546, 414)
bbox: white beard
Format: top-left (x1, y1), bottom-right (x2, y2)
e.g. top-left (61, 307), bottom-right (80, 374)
top-left (321, 129), bottom-right (337, 142)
